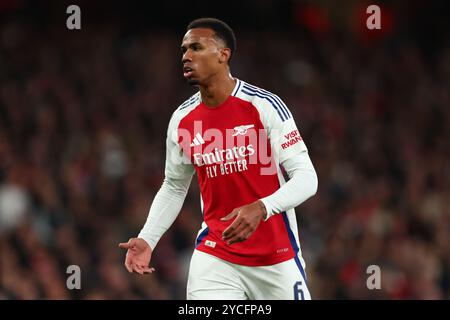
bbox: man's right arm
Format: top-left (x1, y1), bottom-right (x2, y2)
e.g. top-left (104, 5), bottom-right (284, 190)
top-left (137, 113), bottom-right (195, 250)
top-left (137, 174), bottom-right (193, 250)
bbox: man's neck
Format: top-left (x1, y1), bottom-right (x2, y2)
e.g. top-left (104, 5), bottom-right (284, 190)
top-left (199, 73), bottom-right (236, 108)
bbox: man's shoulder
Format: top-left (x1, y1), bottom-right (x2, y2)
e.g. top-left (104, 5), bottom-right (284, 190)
top-left (169, 92), bottom-right (202, 124)
top-left (176, 92), bottom-right (201, 112)
top-left (236, 80), bottom-right (292, 122)
top-left (238, 80), bottom-right (279, 98)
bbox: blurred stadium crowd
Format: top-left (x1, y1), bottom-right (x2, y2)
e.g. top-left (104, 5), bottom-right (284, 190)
top-left (1, 1), bottom-right (449, 299)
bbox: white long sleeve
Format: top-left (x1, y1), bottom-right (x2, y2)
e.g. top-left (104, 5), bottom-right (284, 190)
top-left (260, 150), bottom-right (318, 220)
top-left (137, 107), bottom-right (196, 250)
top-left (138, 174), bottom-right (193, 250)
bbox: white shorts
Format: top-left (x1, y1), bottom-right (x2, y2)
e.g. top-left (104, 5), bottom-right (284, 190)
top-left (187, 250), bottom-right (311, 300)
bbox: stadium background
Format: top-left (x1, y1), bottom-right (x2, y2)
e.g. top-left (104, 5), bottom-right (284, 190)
top-left (1, 0), bottom-right (449, 299)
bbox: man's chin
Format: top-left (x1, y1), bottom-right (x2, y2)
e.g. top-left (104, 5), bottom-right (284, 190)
top-left (187, 78), bottom-right (200, 86)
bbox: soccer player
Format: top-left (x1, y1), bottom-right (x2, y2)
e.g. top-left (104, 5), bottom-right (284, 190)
top-left (119, 18), bottom-right (318, 300)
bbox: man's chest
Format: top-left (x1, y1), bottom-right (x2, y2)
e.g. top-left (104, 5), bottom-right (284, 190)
top-left (177, 102), bottom-right (270, 177)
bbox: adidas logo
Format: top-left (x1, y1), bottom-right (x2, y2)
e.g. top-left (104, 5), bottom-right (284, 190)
top-left (205, 240), bottom-right (216, 248)
top-left (190, 133), bottom-right (206, 147)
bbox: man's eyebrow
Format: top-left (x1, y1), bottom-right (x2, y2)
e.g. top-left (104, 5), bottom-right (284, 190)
top-left (181, 41), bottom-right (202, 49)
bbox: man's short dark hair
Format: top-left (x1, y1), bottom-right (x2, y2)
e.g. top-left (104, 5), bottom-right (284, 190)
top-left (187, 18), bottom-right (236, 62)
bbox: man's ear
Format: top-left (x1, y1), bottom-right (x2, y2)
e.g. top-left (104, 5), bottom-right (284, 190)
top-left (219, 48), bottom-right (231, 64)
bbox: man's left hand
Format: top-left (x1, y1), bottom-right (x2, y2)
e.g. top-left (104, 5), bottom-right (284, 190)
top-left (221, 200), bottom-right (267, 245)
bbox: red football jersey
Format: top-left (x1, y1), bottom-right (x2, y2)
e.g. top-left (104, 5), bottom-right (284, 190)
top-left (166, 79), bottom-right (308, 266)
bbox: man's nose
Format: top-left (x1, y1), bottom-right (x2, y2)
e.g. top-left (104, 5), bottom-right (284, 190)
top-left (182, 51), bottom-right (192, 64)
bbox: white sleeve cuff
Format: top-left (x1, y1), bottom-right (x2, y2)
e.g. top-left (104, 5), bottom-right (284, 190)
top-left (260, 197), bottom-right (277, 221)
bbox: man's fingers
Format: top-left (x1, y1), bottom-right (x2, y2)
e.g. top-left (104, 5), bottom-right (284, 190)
top-left (124, 258), bottom-right (133, 273)
top-left (122, 240), bottom-right (136, 273)
top-left (220, 209), bottom-right (239, 222)
top-left (222, 217), bottom-right (242, 239)
top-left (226, 232), bottom-right (246, 245)
top-left (132, 264), bottom-right (144, 275)
top-left (125, 260), bottom-right (155, 275)
top-left (223, 220), bottom-right (247, 241)
top-left (121, 238), bottom-right (151, 274)
top-left (119, 238), bottom-right (136, 249)
top-left (141, 266), bottom-right (156, 274)
top-left (227, 229), bottom-right (254, 245)
top-left (118, 242), bottom-right (131, 249)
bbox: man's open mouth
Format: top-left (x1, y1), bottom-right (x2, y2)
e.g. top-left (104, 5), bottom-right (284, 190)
top-left (183, 67), bottom-right (194, 78)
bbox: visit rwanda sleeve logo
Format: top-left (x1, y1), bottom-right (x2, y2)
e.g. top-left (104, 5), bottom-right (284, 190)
top-left (281, 130), bottom-right (303, 149)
